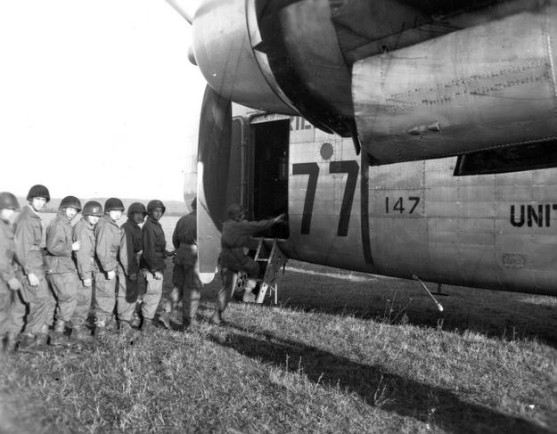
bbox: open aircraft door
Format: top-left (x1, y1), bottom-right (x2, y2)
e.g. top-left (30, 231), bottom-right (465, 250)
top-left (196, 88), bottom-right (245, 283)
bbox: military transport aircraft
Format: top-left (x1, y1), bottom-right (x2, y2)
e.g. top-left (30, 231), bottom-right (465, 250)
top-left (166, 0), bottom-right (557, 299)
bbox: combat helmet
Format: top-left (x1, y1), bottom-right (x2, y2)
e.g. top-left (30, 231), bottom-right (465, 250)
top-left (147, 199), bottom-right (166, 215)
top-left (128, 202), bottom-right (147, 217)
top-left (26, 184), bottom-right (50, 202)
top-left (0, 192), bottom-right (20, 210)
top-left (82, 201), bottom-right (103, 217)
top-left (59, 196), bottom-right (82, 212)
top-left (104, 198), bottom-right (125, 212)
top-left (226, 204), bottom-right (245, 220)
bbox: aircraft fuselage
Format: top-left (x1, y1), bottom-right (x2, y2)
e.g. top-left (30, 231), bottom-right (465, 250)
top-left (259, 114), bottom-right (557, 295)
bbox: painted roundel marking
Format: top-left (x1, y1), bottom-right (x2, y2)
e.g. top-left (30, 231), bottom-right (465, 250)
top-left (320, 142), bottom-right (334, 160)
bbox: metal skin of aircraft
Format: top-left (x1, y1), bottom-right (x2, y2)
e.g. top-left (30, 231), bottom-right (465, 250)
top-left (187, 103), bottom-right (557, 296)
top-left (187, 0), bottom-right (557, 164)
top-left (166, 0), bottom-right (557, 297)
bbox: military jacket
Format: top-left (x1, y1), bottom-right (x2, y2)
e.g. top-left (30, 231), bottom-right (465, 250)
top-left (140, 216), bottom-right (166, 272)
top-left (219, 218), bottom-right (275, 271)
top-left (95, 215), bottom-right (129, 275)
top-left (73, 217), bottom-right (97, 280)
top-left (45, 213), bottom-right (77, 274)
top-left (0, 219), bottom-right (17, 283)
top-left (121, 218), bottom-right (142, 275)
top-left (14, 205), bottom-right (45, 276)
top-left (172, 211), bottom-right (197, 267)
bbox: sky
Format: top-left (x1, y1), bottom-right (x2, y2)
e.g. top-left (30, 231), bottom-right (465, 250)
top-left (0, 0), bottom-right (205, 202)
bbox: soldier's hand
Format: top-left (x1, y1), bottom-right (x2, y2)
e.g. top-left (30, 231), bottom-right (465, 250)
top-left (27, 273), bottom-right (40, 287)
top-left (107, 270), bottom-right (116, 280)
top-left (7, 277), bottom-right (21, 291)
top-left (83, 278), bottom-right (92, 287)
top-left (72, 241), bottom-right (81, 251)
top-left (154, 271), bottom-right (163, 280)
top-left (129, 273), bottom-right (137, 281)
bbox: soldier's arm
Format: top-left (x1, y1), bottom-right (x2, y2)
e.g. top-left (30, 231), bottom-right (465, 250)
top-left (142, 225), bottom-right (157, 272)
top-left (243, 218), bottom-right (277, 236)
top-left (172, 221), bottom-right (180, 250)
top-left (73, 225), bottom-right (92, 280)
top-left (119, 228), bottom-right (130, 276)
top-left (0, 230), bottom-right (15, 282)
top-left (14, 219), bottom-right (32, 275)
top-left (95, 222), bottom-right (113, 272)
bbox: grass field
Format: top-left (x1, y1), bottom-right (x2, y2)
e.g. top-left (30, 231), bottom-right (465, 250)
top-left (1, 260), bottom-right (556, 433)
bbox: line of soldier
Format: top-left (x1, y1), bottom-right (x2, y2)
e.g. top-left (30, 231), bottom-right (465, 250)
top-left (1, 184), bottom-right (285, 355)
top-left (0, 185), bottom-right (202, 354)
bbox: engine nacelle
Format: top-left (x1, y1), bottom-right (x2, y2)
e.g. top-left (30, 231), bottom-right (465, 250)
top-left (353, 4), bottom-right (557, 164)
top-left (192, 0), bottom-right (297, 115)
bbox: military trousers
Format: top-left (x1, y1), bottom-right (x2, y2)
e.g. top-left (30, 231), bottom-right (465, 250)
top-left (141, 270), bottom-right (163, 320)
top-left (13, 272), bottom-right (55, 336)
top-left (117, 276), bottom-right (139, 323)
top-left (73, 280), bottom-right (93, 327)
top-left (93, 269), bottom-right (122, 326)
top-left (48, 272), bottom-right (80, 324)
top-left (216, 268), bottom-right (236, 313)
top-left (179, 263), bottom-right (202, 320)
top-left (0, 282), bottom-right (18, 337)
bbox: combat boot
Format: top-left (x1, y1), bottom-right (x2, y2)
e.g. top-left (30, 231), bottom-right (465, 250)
top-left (50, 320), bottom-right (73, 347)
top-left (18, 333), bottom-right (49, 354)
top-left (130, 313), bottom-right (141, 329)
top-left (0, 334), bottom-right (9, 357)
top-left (141, 319), bottom-right (156, 332)
top-left (4, 333), bottom-right (17, 354)
top-left (94, 317), bottom-right (107, 338)
top-left (50, 331), bottom-right (73, 347)
top-left (242, 290), bottom-right (256, 303)
top-left (72, 325), bottom-right (93, 343)
top-left (181, 317), bottom-right (198, 332)
top-left (159, 312), bottom-right (172, 330)
top-left (118, 321), bottom-right (133, 334)
top-left (210, 311), bottom-right (224, 326)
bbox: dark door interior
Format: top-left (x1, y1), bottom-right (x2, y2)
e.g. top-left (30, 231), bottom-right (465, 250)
top-left (249, 119), bottom-right (290, 239)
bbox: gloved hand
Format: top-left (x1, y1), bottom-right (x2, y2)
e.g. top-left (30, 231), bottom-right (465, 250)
top-left (7, 277), bottom-right (21, 291)
top-left (83, 278), bottom-right (92, 287)
top-left (107, 270), bottom-right (116, 280)
top-left (154, 271), bottom-right (163, 280)
top-left (129, 273), bottom-right (138, 281)
top-left (27, 273), bottom-right (40, 287)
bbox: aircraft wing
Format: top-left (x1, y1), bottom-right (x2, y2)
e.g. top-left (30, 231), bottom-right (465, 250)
top-left (185, 0), bottom-right (556, 166)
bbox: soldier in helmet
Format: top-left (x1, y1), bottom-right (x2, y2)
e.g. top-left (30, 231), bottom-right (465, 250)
top-left (0, 192), bottom-right (22, 355)
top-left (71, 200), bottom-right (104, 341)
top-left (211, 204), bottom-right (284, 325)
top-left (93, 198), bottom-right (130, 336)
top-left (45, 195), bottom-right (83, 347)
top-left (117, 202), bottom-right (147, 331)
top-left (13, 184), bottom-right (56, 352)
top-left (160, 197), bottom-right (201, 330)
top-left (140, 199), bottom-right (170, 331)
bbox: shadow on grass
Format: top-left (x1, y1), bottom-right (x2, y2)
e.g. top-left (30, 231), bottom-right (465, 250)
top-left (268, 274), bottom-right (557, 348)
top-left (209, 326), bottom-right (551, 434)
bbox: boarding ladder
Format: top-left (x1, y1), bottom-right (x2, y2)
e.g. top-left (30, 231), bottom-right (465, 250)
top-left (230, 238), bottom-right (287, 304)
top-left (253, 238), bottom-right (287, 304)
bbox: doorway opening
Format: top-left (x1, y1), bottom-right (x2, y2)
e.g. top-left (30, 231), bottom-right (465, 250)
top-left (248, 118), bottom-right (290, 239)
